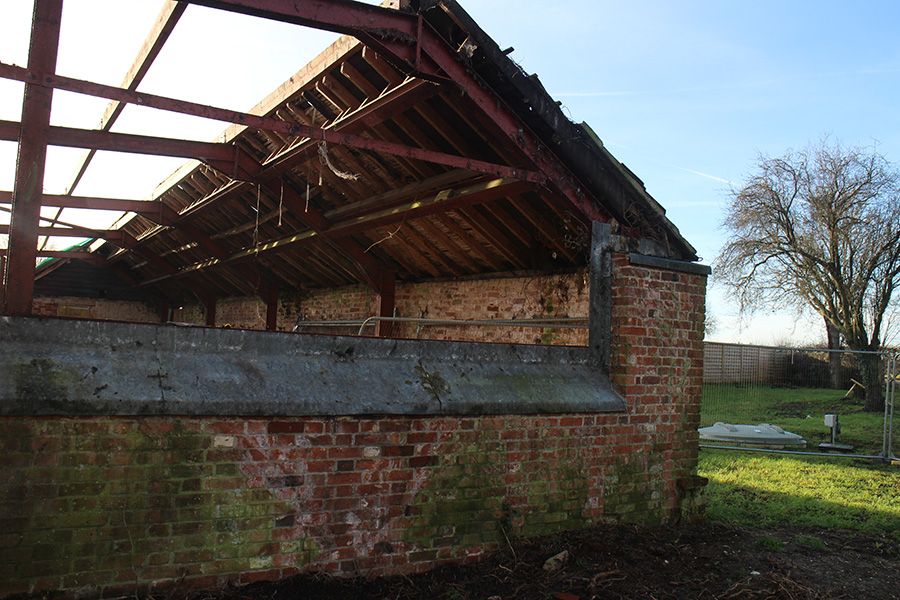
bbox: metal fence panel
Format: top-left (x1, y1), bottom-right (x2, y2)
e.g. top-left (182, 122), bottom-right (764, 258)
top-left (701, 342), bottom-right (896, 460)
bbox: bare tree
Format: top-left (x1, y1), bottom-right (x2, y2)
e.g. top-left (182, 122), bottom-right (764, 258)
top-left (716, 138), bottom-right (900, 411)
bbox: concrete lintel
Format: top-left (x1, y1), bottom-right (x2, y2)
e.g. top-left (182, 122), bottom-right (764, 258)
top-left (629, 253), bottom-right (712, 276)
top-left (0, 316), bottom-right (625, 416)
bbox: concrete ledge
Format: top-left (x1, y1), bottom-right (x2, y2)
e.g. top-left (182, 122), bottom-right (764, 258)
top-left (629, 253), bottom-right (712, 276)
top-left (0, 316), bottom-right (625, 416)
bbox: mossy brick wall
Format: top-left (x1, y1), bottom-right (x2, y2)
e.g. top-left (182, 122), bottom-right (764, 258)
top-left (6, 256), bottom-right (709, 598)
top-left (0, 408), bottom-right (693, 599)
top-left (607, 255), bottom-right (707, 519)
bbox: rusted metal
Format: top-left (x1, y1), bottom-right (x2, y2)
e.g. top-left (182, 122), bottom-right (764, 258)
top-left (0, 62), bottom-right (546, 184)
top-left (181, 0), bottom-right (418, 46)
top-left (0, 118), bottom-right (236, 163)
top-left (0, 249), bottom-right (105, 265)
top-left (39, 2), bottom-right (186, 248)
top-left (3, 0), bottom-right (63, 315)
top-left (175, 0), bottom-right (606, 222)
top-left (0, 191), bottom-right (179, 226)
top-left (65, 1), bottom-right (185, 195)
top-left (0, 224), bottom-right (134, 248)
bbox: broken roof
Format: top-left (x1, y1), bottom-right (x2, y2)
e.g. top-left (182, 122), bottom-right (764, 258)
top-left (4, 0), bottom-right (698, 307)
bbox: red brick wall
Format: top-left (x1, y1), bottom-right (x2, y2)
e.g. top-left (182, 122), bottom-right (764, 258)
top-left (173, 271), bottom-right (590, 345)
top-left (0, 410), bottom-right (695, 598)
top-left (609, 256), bottom-right (707, 515)
top-left (34, 273), bottom-right (591, 346)
top-left (32, 296), bottom-right (158, 323)
top-left (6, 256), bottom-right (708, 598)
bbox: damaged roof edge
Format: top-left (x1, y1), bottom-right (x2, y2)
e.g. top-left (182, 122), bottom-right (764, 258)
top-left (421, 0), bottom-right (698, 261)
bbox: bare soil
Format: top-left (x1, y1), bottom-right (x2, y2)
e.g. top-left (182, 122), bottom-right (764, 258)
top-left (183, 523), bottom-right (900, 600)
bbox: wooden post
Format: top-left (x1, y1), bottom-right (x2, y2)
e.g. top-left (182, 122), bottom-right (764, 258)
top-left (204, 294), bottom-right (217, 327)
top-left (264, 283), bottom-right (279, 331)
top-left (589, 221), bottom-right (612, 373)
top-left (374, 270), bottom-right (396, 337)
top-left (157, 298), bottom-right (170, 324)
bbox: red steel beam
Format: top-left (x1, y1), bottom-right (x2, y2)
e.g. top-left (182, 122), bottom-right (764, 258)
top-left (0, 249), bottom-right (105, 264)
top-left (180, 0), bottom-right (418, 56)
top-left (65, 1), bottom-right (186, 195)
top-left (41, 2), bottom-right (186, 250)
top-left (0, 62), bottom-right (545, 184)
top-left (0, 118), bottom-right (236, 164)
top-left (0, 191), bottom-right (179, 225)
top-left (2, 0), bottom-right (63, 315)
top-left (0, 224), bottom-right (136, 247)
top-left (177, 0), bottom-right (607, 223)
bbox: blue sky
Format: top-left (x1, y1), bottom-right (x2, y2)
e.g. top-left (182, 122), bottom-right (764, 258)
top-left (2, 0), bottom-right (899, 345)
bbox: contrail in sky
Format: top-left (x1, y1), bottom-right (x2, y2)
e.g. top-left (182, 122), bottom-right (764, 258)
top-left (674, 166), bottom-right (735, 186)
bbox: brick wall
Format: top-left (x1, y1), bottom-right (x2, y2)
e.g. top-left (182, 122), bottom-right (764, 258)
top-left (33, 273), bottom-right (591, 346)
top-left (0, 410), bottom-right (693, 598)
top-left (5, 256), bottom-right (708, 598)
top-left (32, 296), bottom-right (158, 323)
top-left (609, 256), bottom-right (707, 519)
top-left (177, 271), bottom-right (590, 345)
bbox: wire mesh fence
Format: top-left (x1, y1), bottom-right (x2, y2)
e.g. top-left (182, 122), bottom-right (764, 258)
top-left (702, 342), bottom-right (897, 460)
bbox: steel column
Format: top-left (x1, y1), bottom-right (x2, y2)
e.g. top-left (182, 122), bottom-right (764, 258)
top-left (2, 0), bottom-right (63, 315)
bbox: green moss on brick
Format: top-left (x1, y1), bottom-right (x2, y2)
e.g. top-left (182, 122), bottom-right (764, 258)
top-left (602, 454), bottom-right (668, 524)
top-left (1, 418), bottom-right (318, 596)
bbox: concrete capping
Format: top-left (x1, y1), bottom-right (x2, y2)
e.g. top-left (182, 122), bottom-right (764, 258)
top-left (0, 316), bottom-right (625, 416)
top-left (628, 253), bottom-right (712, 276)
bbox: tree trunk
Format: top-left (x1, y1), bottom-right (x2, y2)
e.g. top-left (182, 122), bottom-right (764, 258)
top-left (825, 319), bottom-right (844, 389)
top-left (859, 353), bottom-right (885, 412)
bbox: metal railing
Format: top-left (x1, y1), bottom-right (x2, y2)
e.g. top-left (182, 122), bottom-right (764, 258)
top-left (293, 315), bottom-right (587, 338)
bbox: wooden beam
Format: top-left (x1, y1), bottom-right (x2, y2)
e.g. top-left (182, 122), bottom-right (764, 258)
top-left (177, 0), bottom-right (608, 223)
top-left (126, 175), bottom-right (530, 285)
top-left (331, 177), bottom-right (532, 236)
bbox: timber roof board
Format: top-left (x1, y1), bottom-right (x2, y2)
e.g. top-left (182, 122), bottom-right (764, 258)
top-left (11, 0), bottom-right (699, 306)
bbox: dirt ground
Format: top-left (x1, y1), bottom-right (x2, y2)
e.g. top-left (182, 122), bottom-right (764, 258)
top-left (184, 523), bottom-right (900, 600)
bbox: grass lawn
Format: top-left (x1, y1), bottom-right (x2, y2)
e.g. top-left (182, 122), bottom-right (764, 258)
top-left (699, 383), bottom-right (900, 538)
top-left (699, 450), bottom-right (900, 538)
top-left (702, 383), bottom-right (890, 455)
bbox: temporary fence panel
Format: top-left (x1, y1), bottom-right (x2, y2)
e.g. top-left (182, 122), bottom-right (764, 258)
top-left (701, 342), bottom-right (896, 461)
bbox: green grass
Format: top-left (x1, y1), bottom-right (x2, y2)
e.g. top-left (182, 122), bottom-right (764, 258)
top-left (699, 450), bottom-right (900, 538)
top-left (755, 535), bottom-right (784, 552)
top-left (702, 384), bottom-right (889, 455)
